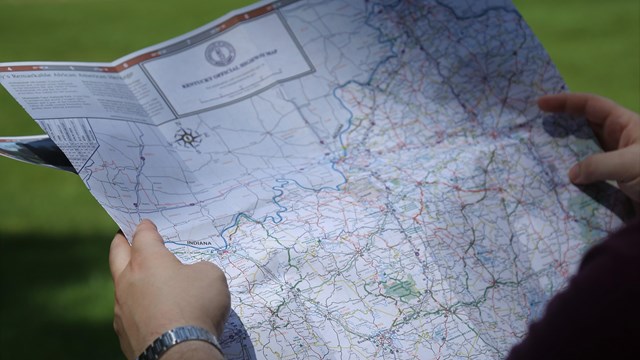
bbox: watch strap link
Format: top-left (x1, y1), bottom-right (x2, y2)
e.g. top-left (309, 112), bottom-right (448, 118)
top-left (136, 325), bottom-right (223, 360)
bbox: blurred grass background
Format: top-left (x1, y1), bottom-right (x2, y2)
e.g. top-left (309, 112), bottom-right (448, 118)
top-left (0, 0), bottom-right (638, 358)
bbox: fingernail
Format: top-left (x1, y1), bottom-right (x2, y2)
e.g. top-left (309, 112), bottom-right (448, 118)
top-left (568, 164), bottom-right (580, 183)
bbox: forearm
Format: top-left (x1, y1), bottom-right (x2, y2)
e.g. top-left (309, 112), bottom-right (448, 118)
top-left (162, 341), bottom-right (225, 360)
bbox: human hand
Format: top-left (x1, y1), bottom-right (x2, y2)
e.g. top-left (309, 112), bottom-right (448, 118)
top-left (109, 220), bottom-right (230, 359)
top-left (538, 93), bottom-right (640, 203)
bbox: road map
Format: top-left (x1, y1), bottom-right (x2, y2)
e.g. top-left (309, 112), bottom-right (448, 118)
top-left (0, 0), bottom-right (628, 358)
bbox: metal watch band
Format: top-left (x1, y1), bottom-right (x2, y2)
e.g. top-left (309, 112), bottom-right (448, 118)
top-left (136, 325), bottom-right (224, 360)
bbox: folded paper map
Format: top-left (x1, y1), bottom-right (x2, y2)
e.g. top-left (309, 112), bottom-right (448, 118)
top-left (0, 0), bottom-right (627, 358)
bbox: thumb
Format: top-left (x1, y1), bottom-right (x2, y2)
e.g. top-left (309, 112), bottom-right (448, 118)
top-left (130, 219), bottom-right (180, 264)
top-left (569, 146), bottom-right (640, 185)
top-left (131, 219), bottom-right (165, 252)
top-left (109, 231), bottom-right (131, 282)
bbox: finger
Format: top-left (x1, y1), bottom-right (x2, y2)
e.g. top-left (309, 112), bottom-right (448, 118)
top-left (619, 178), bottom-right (640, 203)
top-left (109, 230), bottom-right (131, 281)
top-left (569, 146), bottom-right (640, 185)
top-left (131, 219), bottom-right (166, 253)
top-left (538, 93), bottom-right (632, 127)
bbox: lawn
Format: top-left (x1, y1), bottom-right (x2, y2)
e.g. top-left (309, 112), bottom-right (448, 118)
top-left (0, 0), bottom-right (638, 359)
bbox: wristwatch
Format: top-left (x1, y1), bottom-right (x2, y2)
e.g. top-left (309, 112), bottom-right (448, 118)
top-left (136, 325), bottom-right (224, 360)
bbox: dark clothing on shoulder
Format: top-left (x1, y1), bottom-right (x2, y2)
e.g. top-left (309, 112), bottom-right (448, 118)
top-left (507, 218), bottom-right (640, 359)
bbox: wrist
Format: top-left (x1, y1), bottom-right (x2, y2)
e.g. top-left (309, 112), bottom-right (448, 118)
top-left (135, 319), bottom-right (222, 356)
top-left (135, 325), bottom-right (224, 360)
top-left (163, 341), bottom-right (225, 360)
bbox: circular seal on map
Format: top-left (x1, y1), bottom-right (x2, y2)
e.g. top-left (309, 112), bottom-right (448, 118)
top-left (205, 40), bottom-right (236, 67)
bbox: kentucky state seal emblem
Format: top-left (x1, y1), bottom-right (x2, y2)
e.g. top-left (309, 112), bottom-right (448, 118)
top-left (205, 40), bottom-right (236, 67)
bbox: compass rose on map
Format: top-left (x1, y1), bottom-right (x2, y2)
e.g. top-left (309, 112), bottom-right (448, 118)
top-left (174, 128), bottom-right (203, 149)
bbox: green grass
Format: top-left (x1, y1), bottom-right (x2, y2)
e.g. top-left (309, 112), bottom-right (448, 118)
top-left (0, 0), bottom-right (638, 359)
top-left (513, 0), bottom-right (640, 112)
top-left (1, 233), bottom-right (120, 359)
